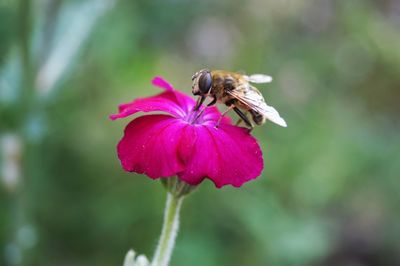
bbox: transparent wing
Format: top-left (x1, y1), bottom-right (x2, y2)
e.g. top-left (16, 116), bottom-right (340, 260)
top-left (244, 74), bottom-right (273, 84)
top-left (227, 85), bottom-right (287, 127)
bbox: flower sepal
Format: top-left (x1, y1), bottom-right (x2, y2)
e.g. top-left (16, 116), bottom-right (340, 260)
top-left (161, 177), bottom-right (197, 198)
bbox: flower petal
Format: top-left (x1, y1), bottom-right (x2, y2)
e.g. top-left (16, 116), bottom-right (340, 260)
top-left (177, 124), bottom-right (263, 188)
top-left (110, 91), bottom-right (189, 120)
top-left (200, 106), bottom-right (232, 126)
top-left (151, 76), bottom-right (174, 91)
top-left (110, 77), bottom-right (202, 120)
top-left (117, 115), bottom-right (187, 178)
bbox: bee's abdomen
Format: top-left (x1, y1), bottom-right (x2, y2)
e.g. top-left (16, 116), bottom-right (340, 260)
top-left (250, 110), bottom-right (265, 125)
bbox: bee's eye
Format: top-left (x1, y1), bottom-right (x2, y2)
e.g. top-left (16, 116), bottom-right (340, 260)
top-left (198, 72), bottom-right (212, 94)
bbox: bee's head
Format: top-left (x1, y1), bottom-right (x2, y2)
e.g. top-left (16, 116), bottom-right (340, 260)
top-left (192, 69), bottom-right (212, 96)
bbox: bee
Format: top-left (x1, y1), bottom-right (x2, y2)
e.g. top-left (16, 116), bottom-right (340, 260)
top-left (191, 69), bottom-right (287, 130)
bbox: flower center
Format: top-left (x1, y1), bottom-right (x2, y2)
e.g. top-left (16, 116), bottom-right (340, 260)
top-left (185, 107), bottom-right (206, 125)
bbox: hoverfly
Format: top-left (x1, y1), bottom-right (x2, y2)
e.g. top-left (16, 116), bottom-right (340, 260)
top-left (191, 69), bottom-right (287, 130)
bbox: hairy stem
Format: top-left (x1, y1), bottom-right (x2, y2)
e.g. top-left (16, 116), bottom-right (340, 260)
top-left (151, 193), bottom-right (184, 266)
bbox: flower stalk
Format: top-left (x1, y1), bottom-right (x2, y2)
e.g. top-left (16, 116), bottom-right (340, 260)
top-left (151, 192), bottom-right (184, 266)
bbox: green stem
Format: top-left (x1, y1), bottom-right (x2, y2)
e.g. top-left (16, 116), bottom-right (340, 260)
top-left (151, 192), bottom-right (184, 266)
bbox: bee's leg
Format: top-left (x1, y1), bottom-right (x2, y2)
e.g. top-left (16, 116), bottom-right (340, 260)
top-left (195, 97), bottom-right (216, 120)
top-left (233, 107), bottom-right (253, 129)
top-left (194, 95), bottom-right (206, 111)
top-left (235, 110), bottom-right (248, 126)
top-left (207, 96), bottom-right (217, 107)
top-left (216, 105), bottom-right (235, 128)
top-left (234, 109), bottom-right (248, 126)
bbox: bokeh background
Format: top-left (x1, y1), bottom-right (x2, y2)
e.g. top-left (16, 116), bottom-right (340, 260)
top-left (1, 0), bottom-right (400, 265)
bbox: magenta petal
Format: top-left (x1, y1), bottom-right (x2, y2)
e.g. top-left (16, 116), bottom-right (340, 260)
top-left (117, 115), bottom-right (187, 178)
top-left (110, 90), bottom-right (195, 120)
top-left (151, 76), bottom-right (197, 113)
top-left (177, 124), bottom-right (263, 188)
top-left (201, 106), bottom-right (232, 126)
top-left (110, 77), bottom-right (199, 120)
top-left (152, 76), bottom-right (174, 91)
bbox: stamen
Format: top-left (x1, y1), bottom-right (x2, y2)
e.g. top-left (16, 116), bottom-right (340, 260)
top-left (187, 105), bottom-right (207, 125)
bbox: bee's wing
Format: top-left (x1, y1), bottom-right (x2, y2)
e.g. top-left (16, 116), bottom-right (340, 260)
top-left (227, 85), bottom-right (287, 127)
top-left (244, 74), bottom-right (273, 84)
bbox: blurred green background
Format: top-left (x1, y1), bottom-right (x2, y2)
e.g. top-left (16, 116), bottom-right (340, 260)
top-left (1, 0), bottom-right (400, 265)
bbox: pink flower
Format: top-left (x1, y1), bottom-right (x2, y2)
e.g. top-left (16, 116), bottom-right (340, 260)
top-left (110, 77), bottom-right (263, 188)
